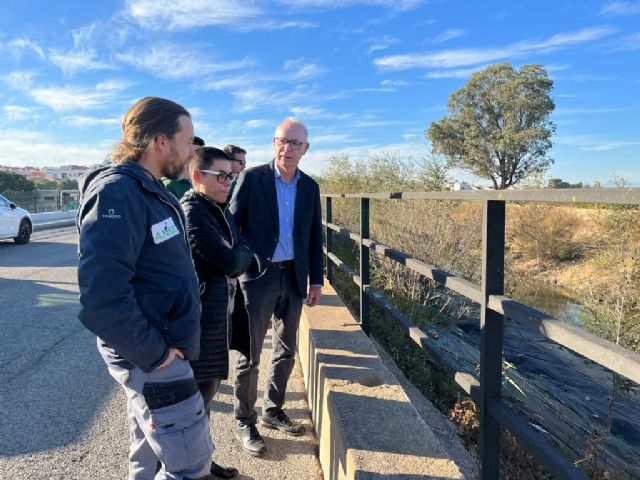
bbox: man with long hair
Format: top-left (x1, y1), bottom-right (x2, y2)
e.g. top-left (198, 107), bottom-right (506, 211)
top-left (77, 97), bottom-right (216, 480)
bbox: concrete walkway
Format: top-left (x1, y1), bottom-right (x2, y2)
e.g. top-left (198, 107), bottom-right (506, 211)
top-left (211, 336), bottom-right (324, 480)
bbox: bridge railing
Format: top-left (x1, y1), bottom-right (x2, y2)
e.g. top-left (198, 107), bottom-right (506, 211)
top-left (321, 188), bottom-right (640, 480)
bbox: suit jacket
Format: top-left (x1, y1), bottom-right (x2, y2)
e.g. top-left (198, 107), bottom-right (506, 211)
top-left (229, 160), bottom-right (324, 297)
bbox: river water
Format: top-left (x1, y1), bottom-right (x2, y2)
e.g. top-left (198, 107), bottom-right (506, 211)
top-left (508, 277), bottom-right (595, 327)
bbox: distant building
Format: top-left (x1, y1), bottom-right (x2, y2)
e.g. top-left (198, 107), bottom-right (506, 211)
top-left (42, 165), bottom-right (90, 180)
top-left (0, 164), bottom-right (96, 182)
top-left (452, 181), bottom-right (472, 191)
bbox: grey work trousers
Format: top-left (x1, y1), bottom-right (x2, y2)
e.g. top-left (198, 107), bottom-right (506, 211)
top-left (100, 342), bottom-right (214, 480)
top-left (233, 262), bottom-right (303, 426)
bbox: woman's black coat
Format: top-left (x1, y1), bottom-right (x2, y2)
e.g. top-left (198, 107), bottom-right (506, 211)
top-left (181, 190), bottom-right (254, 381)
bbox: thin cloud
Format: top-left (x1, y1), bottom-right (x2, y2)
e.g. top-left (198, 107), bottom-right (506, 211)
top-left (49, 48), bottom-right (114, 76)
top-left (583, 141), bottom-right (640, 151)
top-left (380, 79), bottom-right (409, 86)
top-left (555, 134), bottom-right (640, 151)
top-left (2, 71), bottom-right (37, 91)
top-left (425, 66), bottom-right (487, 79)
top-left (289, 106), bottom-right (351, 120)
top-left (29, 81), bottom-right (130, 112)
top-left (116, 44), bottom-right (252, 80)
top-left (62, 115), bottom-right (121, 127)
top-left (125, 0), bottom-right (262, 30)
top-left (431, 29), bottom-right (466, 44)
top-left (600, 1), bottom-right (640, 15)
top-left (365, 35), bottom-right (399, 54)
top-left (0, 130), bottom-right (110, 167)
top-left (283, 58), bottom-right (325, 80)
top-left (245, 119), bottom-right (269, 129)
top-left (202, 76), bottom-right (253, 91)
top-left (124, 0), bottom-right (314, 31)
top-left (375, 26), bottom-right (615, 70)
top-left (7, 38), bottom-right (45, 58)
top-left (277, 0), bottom-right (424, 11)
top-left (312, 133), bottom-right (365, 145)
top-left (356, 87), bottom-right (396, 92)
top-left (3, 105), bottom-right (39, 121)
top-left (244, 20), bottom-right (316, 31)
top-left (232, 86), bottom-right (308, 112)
top-left (354, 119), bottom-right (414, 128)
top-left (611, 32), bottom-right (640, 51)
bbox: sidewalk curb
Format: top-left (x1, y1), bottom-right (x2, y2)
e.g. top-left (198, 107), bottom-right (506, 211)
top-left (33, 219), bottom-right (77, 231)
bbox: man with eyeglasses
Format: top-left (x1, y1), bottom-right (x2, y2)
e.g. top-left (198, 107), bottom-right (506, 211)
top-left (229, 118), bottom-right (323, 457)
top-left (223, 144), bottom-right (247, 203)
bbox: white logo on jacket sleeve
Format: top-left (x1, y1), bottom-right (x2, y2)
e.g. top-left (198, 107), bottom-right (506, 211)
top-left (151, 217), bottom-right (180, 244)
top-left (101, 208), bottom-right (122, 219)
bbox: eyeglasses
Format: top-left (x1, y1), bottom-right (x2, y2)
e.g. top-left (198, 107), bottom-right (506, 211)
top-left (199, 169), bottom-right (238, 183)
top-left (274, 137), bottom-right (306, 150)
top-left (230, 158), bottom-right (246, 166)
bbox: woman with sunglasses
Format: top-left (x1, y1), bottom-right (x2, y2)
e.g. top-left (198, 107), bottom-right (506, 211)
top-left (181, 147), bottom-right (255, 479)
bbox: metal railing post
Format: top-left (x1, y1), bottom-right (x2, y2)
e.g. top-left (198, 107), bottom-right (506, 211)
top-left (360, 197), bottom-right (370, 335)
top-left (479, 200), bottom-right (506, 479)
top-left (326, 196), bottom-right (333, 284)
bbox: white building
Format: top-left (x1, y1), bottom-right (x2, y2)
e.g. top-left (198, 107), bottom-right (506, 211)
top-left (42, 165), bottom-right (90, 180)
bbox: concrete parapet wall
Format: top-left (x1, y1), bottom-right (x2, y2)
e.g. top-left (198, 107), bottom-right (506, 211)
top-left (31, 210), bottom-right (77, 230)
top-left (298, 284), bottom-right (467, 479)
top-left (31, 210), bottom-right (77, 223)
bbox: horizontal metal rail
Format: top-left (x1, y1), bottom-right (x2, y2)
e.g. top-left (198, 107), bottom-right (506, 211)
top-left (487, 400), bottom-right (587, 480)
top-left (326, 247), bottom-right (481, 398)
top-left (321, 187), bottom-right (640, 205)
top-left (323, 191), bottom-right (639, 479)
top-left (325, 221), bottom-right (482, 303)
top-left (324, 220), bottom-right (640, 384)
top-left (326, 247), bottom-right (586, 478)
top-left (489, 295), bottom-right (640, 384)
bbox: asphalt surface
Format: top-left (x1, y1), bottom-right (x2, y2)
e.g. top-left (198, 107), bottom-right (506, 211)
top-left (0, 226), bottom-right (322, 480)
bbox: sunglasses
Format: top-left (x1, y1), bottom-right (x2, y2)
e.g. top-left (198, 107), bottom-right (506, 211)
top-left (199, 169), bottom-right (238, 183)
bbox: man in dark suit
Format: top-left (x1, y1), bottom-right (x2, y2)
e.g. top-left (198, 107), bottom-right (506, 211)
top-left (229, 118), bottom-right (323, 457)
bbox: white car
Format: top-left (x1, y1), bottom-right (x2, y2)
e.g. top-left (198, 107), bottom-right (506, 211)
top-left (0, 194), bottom-right (32, 244)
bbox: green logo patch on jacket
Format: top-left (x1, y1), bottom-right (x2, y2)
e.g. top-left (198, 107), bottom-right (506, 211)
top-left (151, 217), bottom-right (180, 244)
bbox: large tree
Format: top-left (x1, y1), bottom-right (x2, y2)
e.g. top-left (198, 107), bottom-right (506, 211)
top-left (426, 63), bottom-right (555, 190)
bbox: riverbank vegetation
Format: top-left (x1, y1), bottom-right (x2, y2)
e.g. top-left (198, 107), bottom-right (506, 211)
top-left (318, 153), bottom-right (639, 479)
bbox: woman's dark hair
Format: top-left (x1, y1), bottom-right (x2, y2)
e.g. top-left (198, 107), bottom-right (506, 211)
top-left (193, 147), bottom-right (230, 172)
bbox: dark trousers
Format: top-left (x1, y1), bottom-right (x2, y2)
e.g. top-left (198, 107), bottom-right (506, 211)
top-left (197, 378), bottom-right (222, 418)
top-left (233, 263), bottom-right (303, 426)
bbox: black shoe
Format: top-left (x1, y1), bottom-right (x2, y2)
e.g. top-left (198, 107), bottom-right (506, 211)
top-left (235, 424), bottom-right (267, 457)
top-left (210, 460), bottom-right (238, 479)
top-left (260, 409), bottom-right (306, 436)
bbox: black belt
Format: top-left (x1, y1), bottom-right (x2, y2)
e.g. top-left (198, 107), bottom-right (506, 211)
top-left (271, 260), bottom-right (294, 268)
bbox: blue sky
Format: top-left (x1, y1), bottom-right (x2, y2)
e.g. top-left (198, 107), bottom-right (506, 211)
top-left (0, 0), bottom-right (638, 185)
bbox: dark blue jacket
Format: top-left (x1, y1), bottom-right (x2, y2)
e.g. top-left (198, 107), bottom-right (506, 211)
top-left (77, 163), bottom-right (201, 373)
top-left (228, 161), bottom-right (324, 361)
top-left (229, 161), bottom-right (324, 297)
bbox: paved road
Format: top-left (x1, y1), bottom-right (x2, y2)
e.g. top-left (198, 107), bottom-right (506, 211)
top-left (0, 226), bottom-right (322, 480)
